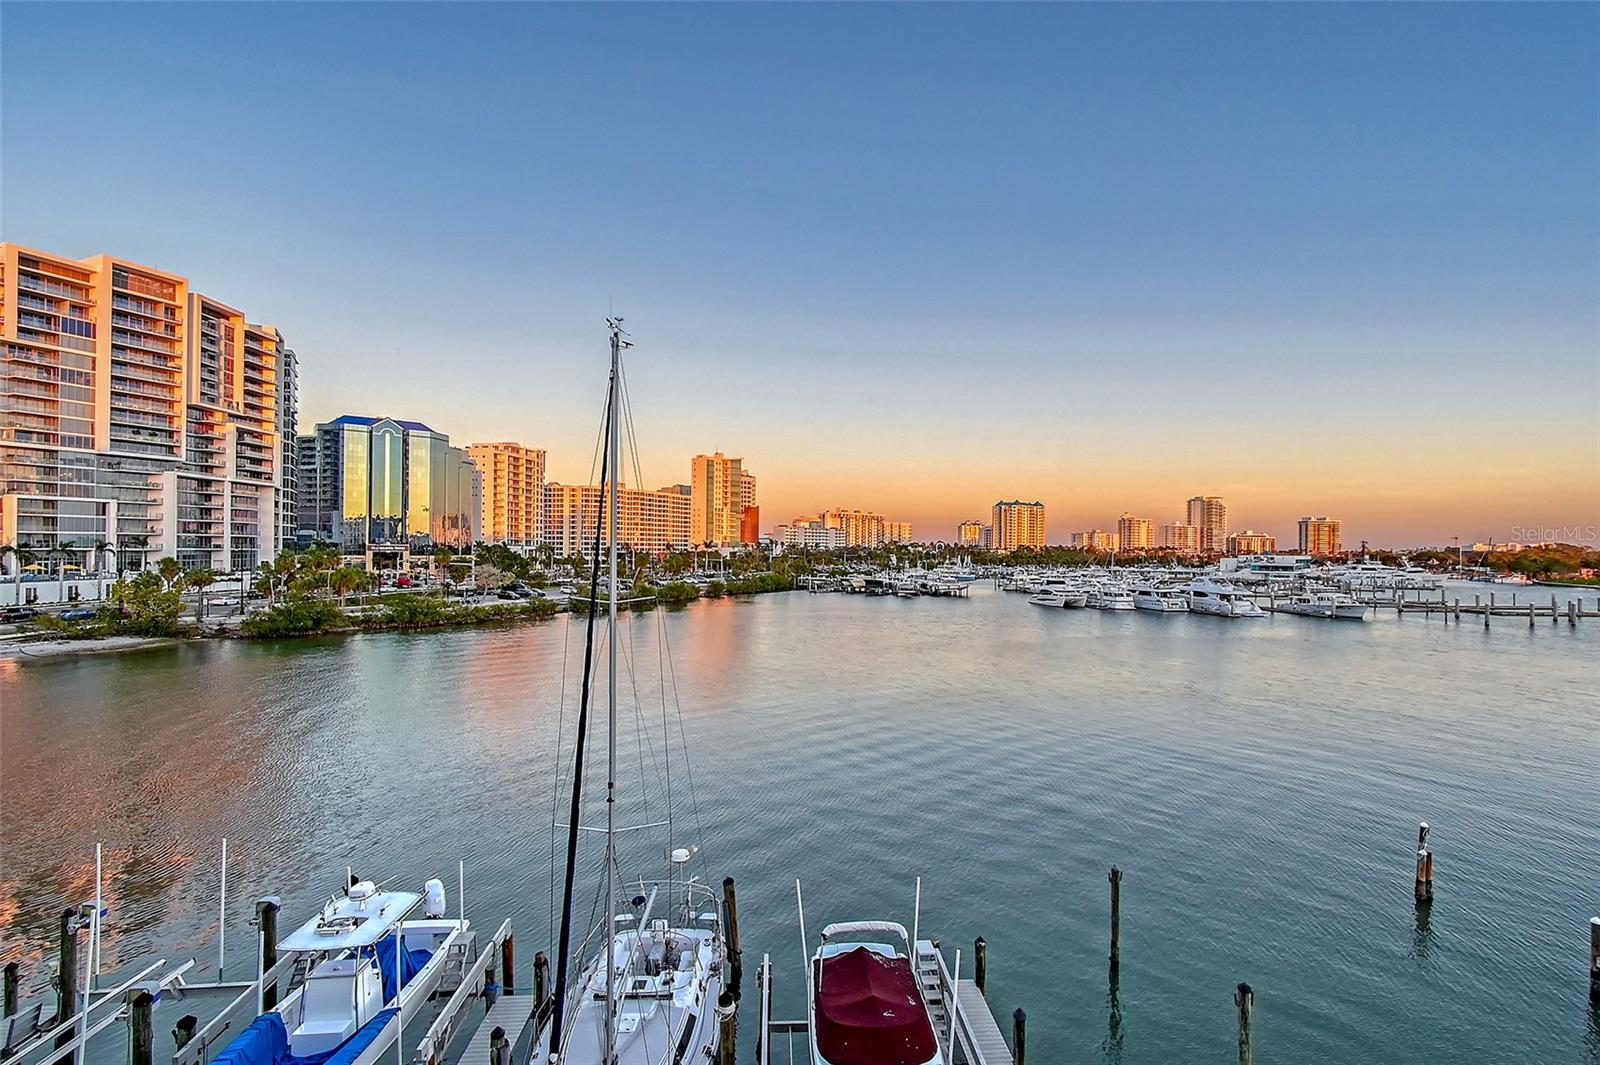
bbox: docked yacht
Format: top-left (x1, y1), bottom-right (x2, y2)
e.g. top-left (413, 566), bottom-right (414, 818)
top-left (1131, 585), bottom-right (1188, 612)
top-left (212, 877), bottom-right (471, 1065)
top-left (803, 912), bottom-right (942, 1065)
top-left (1275, 592), bottom-right (1367, 620)
top-left (1028, 589), bottom-right (1088, 609)
top-left (1181, 578), bottom-right (1267, 618)
top-left (1086, 584), bottom-right (1136, 611)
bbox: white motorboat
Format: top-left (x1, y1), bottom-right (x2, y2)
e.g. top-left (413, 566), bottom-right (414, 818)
top-left (1086, 584), bottom-right (1135, 611)
top-left (1131, 585), bottom-right (1189, 612)
top-left (1029, 589), bottom-right (1089, 609)
top-left (1181, 578), bottom-right (1267, 618)
top-left (536, 320), bottom-right (730, 1065)
top-left (211, 877), bottom-right (471, 1065)
top-left (1275, 592), bottom-right (1367, 619)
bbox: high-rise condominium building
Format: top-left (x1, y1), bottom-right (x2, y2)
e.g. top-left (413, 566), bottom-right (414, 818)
top-left (818, 509), bottom-right (911, 547)
top-left (1226, 530), bottom-right (1276, 555)
top-left (958, 520), bottom-right (984, 547)
top-left (541, 481), bottom-right (691, 557)
top-left (739, 470), bottom-right (759, 545)
top-left (466, 442), bottom-right (546, 552)
top-left (1158, 522), bottom-right (1200, 551)
top-left (1185, 496), bottom-right (1228, 554)
top-left (774, 516), bottom-right (847, 551)
top-left (1298, 516), bottom-right (1342, 557)
top-left (1071, 530), bottom-right (1119, 552)
top-left (991, 500), bottom-right (1046, 552)
top-left (275, 346), bottom-right (299, 556)
top-left (1117, 513), bottom-right (1154, 551)
top-left (0, 243), bottom-right (297, 574)
top-left (691, 452), bottom-right (746, 547)
top-left (295, 415), bottom-right (479, 554)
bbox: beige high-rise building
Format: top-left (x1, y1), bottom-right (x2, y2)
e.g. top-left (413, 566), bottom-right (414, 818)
top-left (691, 452), bottom-right (745, 547)
top-left (884, 521), bottom-right (914, 545)
top-left (0, 243), bottom-right (296, 577)
top-left (1158, 522), bottom-right (1200, 551)
top-left (1071, 530), bottom-right (1119, 552)
top-left (1226, 530), bottom-right (1276, 555)
top-left (1298, 516), bottom-right (1342, 557)
top-left (958, 520), bottom-right (984, 547)
top-left (1117, 513), bottom-right (1154, 551)
top-left (467, 442), bottom-right (546, 551)
top-left (542, 482), bottom-right (691, 557)
top-left (1185, 495), bottom-right (1228, 554)
top-left (991, 500), bottom-right (1046, 552)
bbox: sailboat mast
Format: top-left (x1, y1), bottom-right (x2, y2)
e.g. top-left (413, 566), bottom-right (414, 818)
top-left (604, 318), bottom-right (623, 1058)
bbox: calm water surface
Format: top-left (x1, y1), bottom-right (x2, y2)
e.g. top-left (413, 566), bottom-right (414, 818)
top-left (3, 585), bottom-right (1598, 1063)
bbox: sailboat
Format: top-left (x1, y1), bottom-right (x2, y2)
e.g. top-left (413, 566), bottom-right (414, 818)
top-left (534, 319), bottom-right (731, 1065)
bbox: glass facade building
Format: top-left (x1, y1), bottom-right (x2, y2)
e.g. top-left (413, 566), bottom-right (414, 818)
top-left (297, 415), bottom-right (479, 552)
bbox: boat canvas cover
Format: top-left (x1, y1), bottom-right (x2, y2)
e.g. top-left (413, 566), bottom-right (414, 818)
top-left (211, 1009), bottom-right (399, 1065)
top-left (370, 938), bottom-right (432, 1002)
top-left (815, 947), bottom-right (937, 1065)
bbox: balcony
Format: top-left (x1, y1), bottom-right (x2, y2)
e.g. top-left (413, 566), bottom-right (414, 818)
top-left (18, 275), bottom-right (90, 301)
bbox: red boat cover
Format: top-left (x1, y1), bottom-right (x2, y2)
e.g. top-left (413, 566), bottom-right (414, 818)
top-left (815, 947), bottom-right (938, 1065)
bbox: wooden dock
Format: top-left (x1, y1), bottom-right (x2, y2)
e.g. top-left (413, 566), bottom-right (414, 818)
top-left (456, 997), bottom-right (535, 1065)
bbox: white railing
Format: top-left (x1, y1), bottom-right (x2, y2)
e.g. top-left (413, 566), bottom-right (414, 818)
top-left (410, 920), bottom-right (508, 1065)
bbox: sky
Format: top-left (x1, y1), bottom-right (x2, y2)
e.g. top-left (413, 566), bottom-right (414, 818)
top-left (3, 2), bottom-right (1597, 546)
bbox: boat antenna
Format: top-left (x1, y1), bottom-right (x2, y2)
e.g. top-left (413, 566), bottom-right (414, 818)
top-left (547, 326), bottom-right (618, 1061)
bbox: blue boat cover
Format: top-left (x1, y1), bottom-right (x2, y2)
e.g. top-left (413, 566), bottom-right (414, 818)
top-left (371, 940), bottom-right (432, 1002)
top-left (212, 1007), bottom-right (402, 1065)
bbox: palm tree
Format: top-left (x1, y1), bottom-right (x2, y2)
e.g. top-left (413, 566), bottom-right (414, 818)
top-left (432, 545), bottom-right (454, 589)
top-left (0, 543), bottom-right (16, 606)
top-left (54, 540), bottom-right (80, 602)
top-left (329, 565), bottom-right (364, 610)
top-left (156, 556), bottom-right (182, 590)
top-left (187, 567), bottom-right (217, 621)
top-left (6, 543), bottom-right (39, 606)
top-left (93, 539), bottom-right (116, 601)
top-left (125, 535), bottom-right (151, 573)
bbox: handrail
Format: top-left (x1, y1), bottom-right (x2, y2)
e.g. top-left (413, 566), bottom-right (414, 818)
top-left (5, 959), bottom-right (166, 1065)
top-left (410, 919), bottom-right (511, 1065)
top-left (173, 953), bottom-right (296, 1065)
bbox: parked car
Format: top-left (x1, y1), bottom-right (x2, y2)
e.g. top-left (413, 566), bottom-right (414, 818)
top-left (497, 588), bottom-right (522, 600)
top-left (395, 575), bottom-right (413, 587)
top-left (0, 606), bottom-right (39, 623)
top-left (60, 608), bottom-right (99, 621)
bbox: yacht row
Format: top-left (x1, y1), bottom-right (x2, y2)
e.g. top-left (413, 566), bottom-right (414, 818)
top-left (1025, 575), bottom-right (1367, 620)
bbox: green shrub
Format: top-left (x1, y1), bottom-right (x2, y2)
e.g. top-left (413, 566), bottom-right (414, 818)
top-left (241, 599), bottom-right (348, 637)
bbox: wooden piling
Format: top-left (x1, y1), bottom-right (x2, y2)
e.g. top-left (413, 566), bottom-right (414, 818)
top-left (1529, 604), bottom-right (1536, 628)
top-left (1484, 594), bottom-right (1491, 628)
top-left (1109, 866), bottom-right (1123, 971)
top-left (3, 960), bottom-right (17, 1017)
top-left (716, 991), bottom-right (737, 1065)
top-left (500, 933), bottom-right (515, 997)
top-left (56, 907), bottom-right (78, 1024)
top-left (130, 991), bottom-right (155, 1065)
top-left (1234, 983), bottom-right (1254, 1065)
top-left (1551, 593), bottom-right (1558, 624)
top-left (1454, 597), bottom-right (1461, 620)
top-left (1570, 600), bottom-right (1578, 626)
top-left (256, 898), bottom-right (280, 1010)
top-left (171, 1016), bottom-right (198, 1051)
top-left (533, 951), bottom-right (549, 1018)
top-left (488, 1026), bottom-right (508, 1065)
top-left (1589, 917), bottom-right (1599, 1004)
top-left (1012, 1007), bottom-right (1026, 1065)
top-left (1415, 822), bottom-right (1434, 903)
top-left (722, 877), bottom-right (743, 1000)
top-left (974, 937), bottom-right (988, 994)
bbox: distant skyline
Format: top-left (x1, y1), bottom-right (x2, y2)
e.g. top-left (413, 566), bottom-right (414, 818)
top-left (4, 3), bottom-right (1596, 545)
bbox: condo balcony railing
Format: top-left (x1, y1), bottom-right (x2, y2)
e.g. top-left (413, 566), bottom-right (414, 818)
top-left (18, 275), bottom-right (91, 301)
top-left (110, 375), bottom-right (178, 399)
top-left (111, 313), bottom-right (179, 339)
top-left (113, 329), bottom-right (180, 355)
top-left (112, 273), bottom-right (178, 302)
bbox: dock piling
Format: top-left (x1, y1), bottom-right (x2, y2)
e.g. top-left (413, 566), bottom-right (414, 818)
top-left (171, 1016), bottom-right (197, 1051)
top-left (1235, 984), bottom-right (1254, 1065)
top-left (56, 907), bottom-right (79, 1025)
top-left (3, 960), bottom-right (17, 1017)
top-left (533, 951), bottom-right (549, 1018)
top-left (1109, 866), bottom-right (1123, 971)
top-left (1590, 918), bottom-right (1600, 1004)
top-left (1012, 1007), bottom-right (1026, 1065)
top-left (722, 877), bottom-right (743, 1000)
top-left (974, 937), bottom-right (987, 994)
top-left (1414, 822), bottom-right (1434, 904)
top-left (488, 1026), bottom-right (507, 1065)
top-left (500, 933), bottom-right (515, 997)
top-left (716, 991), bottom-right (736, 1065)
top-left (1569, 600), bottom-right (1578, 627)
top-left (255, 897), bottom-right (280, 1010)
top-left (1551, 593), bottom-right (1559, 624)
top-left (130, 991), bottom-right (155, 1065)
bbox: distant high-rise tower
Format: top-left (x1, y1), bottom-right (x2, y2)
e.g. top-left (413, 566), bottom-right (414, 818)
top-left (467, 442), bottom-right (546, 551)
top-left (1185, 496), bottom-right (1228, 554)
top-left (958, 520), bottom-right (984, 547)
top-left (991, 500), bottom-right (1046, 552)
top-left (1298, 516), bottom-right (1342, 557)
top-left (691, 452), bottom-right (745, 547)
top-left (1117, 513), bottom-right (1153, 551)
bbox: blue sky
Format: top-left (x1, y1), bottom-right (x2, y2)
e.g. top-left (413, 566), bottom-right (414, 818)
top-left (4, 3), bottom-right (1596, 544)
